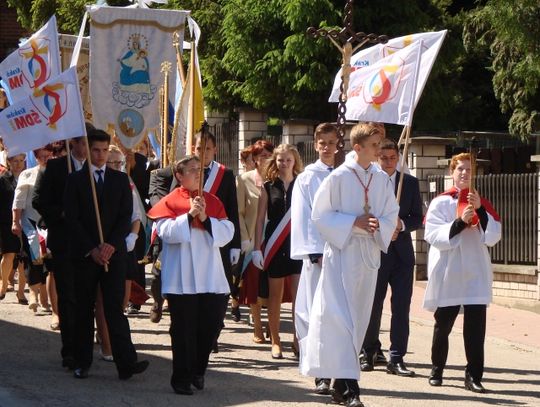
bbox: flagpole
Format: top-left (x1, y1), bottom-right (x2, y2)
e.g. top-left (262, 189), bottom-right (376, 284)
top-left (65, 139), bottom-right (73, 174)
top-left (396, 41), bottom-right (423, 203)
top-left (170, 34), bottom-right (186, 162)
top-left (186, 41), bottom-right (196, 155)
top-left (82, 135), bottom-right (108, 272)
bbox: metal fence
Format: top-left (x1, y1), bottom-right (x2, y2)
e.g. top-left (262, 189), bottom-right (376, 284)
top-left (426, 173), bottom-right (538, 265)
top-left (212, 121), bottom-right (239, 175)
top-left (296, 140), bottom-right (318, 166)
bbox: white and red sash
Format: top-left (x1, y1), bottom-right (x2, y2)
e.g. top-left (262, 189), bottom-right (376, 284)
top-left (262, 208), bottom-right (291, 270)
top-left (204, 161), bottom-right (226, 195)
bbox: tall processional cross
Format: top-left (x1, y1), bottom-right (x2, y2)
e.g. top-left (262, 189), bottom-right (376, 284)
top-left (307, 0), bottom-right (388, 163)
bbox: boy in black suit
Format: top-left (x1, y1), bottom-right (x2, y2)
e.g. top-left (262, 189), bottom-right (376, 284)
top-left (63, 128), bottom-right (148, 380)
top-left (32, 133), bottom-right (88, 369)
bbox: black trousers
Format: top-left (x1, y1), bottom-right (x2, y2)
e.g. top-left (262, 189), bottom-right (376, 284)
top-left (168, 293), bottom-right (227, 386)
top-left (51, 253), bottom-right (77, 360)
top-left (431, 304), bottom-right (486, 380)
top-left (73, 257), bottom-right (137, 371)
top-left (363, 250), bottom-right (414, 362)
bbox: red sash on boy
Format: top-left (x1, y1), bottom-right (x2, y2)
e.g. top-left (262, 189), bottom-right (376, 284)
top-left (147, 186), bottom-right (227, 229)
top-left (262, 208), bottom-right (291, 270)
top-left (204, 161), bottom-right (226, 195)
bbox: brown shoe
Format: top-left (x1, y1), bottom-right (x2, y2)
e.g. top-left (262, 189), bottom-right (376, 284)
top-left (149, 303), bottom-right (162, 323)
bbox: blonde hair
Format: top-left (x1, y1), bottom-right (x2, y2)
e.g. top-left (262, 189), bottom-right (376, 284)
top-left (350, 122), bottom-right (385, 147)
top-left (264, 144), bottom-right (303, 182)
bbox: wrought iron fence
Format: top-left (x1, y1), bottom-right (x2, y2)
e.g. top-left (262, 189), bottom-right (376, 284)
top-left (296, 140), bottom-right (318, 167)
top-left (426, 173), bottom-right (538, 265)
top-left (212, 121), bottom-right (239, 175)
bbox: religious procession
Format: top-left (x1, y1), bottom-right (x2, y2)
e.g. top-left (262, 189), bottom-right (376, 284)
top-left (0, 1), bottom-right (539, 407)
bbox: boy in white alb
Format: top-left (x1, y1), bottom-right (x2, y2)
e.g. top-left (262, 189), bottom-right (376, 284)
top-left (302, 122), bottom-right (399, 407)
top-left (291, 123), bottom-right (338, 395)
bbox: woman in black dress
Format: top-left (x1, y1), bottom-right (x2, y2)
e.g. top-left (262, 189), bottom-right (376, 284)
top-left (0, 154), bottom-right (27, 302)
top-left (253, 144), bottom-right (303, 359)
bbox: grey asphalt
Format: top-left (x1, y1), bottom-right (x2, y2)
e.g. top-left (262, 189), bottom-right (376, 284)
top-left (0, 273), bottom-right (538, 407)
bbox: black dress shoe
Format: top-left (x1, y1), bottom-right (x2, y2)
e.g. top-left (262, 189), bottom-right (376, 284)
top-left (212, 339), bottom-right (219, 354)
top-left (386, 361), bottom-right (415, 377)
top-left (118, 360), bottom-right (149, 380)
top-left (374, 349), bottom-right (387, 366)
top-left (314, 378), bottom-right (331, 395)
top-left (73, 368), bottom-right (89, 379)
top-left (172, 382), bottom-right (194, 395)
top-left (346, 394), bottom-right (365, 407)
top-left (429, 368), bottom-right (443, 386)
top-left (359, 353), bottom-right (374, 372)
top-left (230, 306), bottom-right (241, 322)
top-left (465, 372), bottom-right (486, 393)
top-left (62, 356), bottom-right (76, 370)
top-left (192, 375), bottom-right (205, 390)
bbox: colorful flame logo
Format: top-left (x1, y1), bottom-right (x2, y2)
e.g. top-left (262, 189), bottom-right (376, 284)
top-left (364, 64), bottom-right (400, 110)
top-left (19, 39), bottom-right (50, 89)
top-left (33, 83), bottom-right (66, 129)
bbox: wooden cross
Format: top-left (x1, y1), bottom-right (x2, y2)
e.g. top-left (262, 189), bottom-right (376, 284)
top-left (307, 0), bottom-right (388, 163)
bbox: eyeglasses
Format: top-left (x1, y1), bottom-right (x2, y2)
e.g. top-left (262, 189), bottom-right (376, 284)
top-left (107, 161), bottom-right (125, 165)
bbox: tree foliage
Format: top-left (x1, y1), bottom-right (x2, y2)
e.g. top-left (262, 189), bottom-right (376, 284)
top-left (464, 0), bottom-right (540, 138)
top-left (5, 0), bottom-right (534, 135)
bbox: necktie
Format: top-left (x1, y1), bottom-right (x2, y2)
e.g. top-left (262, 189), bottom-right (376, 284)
top-left (95, 169), bottom-right (104, 196)
top-left (327, 167), bottom-right (333, 172)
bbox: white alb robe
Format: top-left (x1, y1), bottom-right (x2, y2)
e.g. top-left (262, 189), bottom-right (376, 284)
top-left (423, 194), bottom-right (502, 311)
top-left (157, 214), bottom-right (234, 295)
top-left (290, 160), bottom-right (333, 372)
top-left (302, 161), bottom-right (399, 380)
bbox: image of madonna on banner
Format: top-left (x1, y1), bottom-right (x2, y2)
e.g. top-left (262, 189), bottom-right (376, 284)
top-left (88, 5), bottom-right (187, 149)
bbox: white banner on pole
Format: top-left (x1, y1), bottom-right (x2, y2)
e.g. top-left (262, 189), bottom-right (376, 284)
top-left (0, 15), bottom-right (61, 103)
top-left (0, 67), bottom-right (86, 157)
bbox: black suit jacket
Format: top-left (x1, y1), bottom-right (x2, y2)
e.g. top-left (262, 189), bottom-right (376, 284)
top-left (0, 172), bottom-right (16, 226)
top-left (32, 155), bottom-right (77, 253)
top-left (130, 152), bottom-right (159, 211)
top-left (384, 171), bottom-right (423, 267)
top-left (63, 165), bottom-right (132, 259)
top-left (147, 162), bottom-right (241, 251)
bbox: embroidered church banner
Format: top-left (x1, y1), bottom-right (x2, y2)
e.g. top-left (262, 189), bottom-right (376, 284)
top-left (59, 34), bottom-right (91, 121)
top-left (88, 6), bottom-right (187, 149)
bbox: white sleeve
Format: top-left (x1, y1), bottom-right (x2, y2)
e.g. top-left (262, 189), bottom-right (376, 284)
top-left (290, 176), bottom-right (312, 259)
top-left (424, 197), bottom-right (461, 251)
top-left (481, 212), bottom-right (502, 247)
top-left (209, 218), bottom-right (235, 248)
top-left (373, 179), bottom-right (400, 253)
top-left (157, 215), bottom-right (191, 244)
top-left (311, 176), bottom-right (356, 250)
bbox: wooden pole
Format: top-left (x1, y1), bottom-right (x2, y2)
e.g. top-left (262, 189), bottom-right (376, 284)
top-left (197, 125), bottom-right (207, 197)
top-left (82, 136), bottom-right (108, 272)
top-left (161, 61), bottom-right (172, 168)
top-left (65, 139), bottom-right (73, 174)
top-left (186, 41), bottom-right (196, 156)
top-left (395, 125), bottom-right (411, 204)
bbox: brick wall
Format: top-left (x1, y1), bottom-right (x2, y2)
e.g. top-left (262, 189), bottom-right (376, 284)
top-left (0, 1), bottom-right (29, 61)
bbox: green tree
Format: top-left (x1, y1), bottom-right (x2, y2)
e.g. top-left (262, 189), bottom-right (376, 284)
top-left (464, 0), bottom-right (540, 138)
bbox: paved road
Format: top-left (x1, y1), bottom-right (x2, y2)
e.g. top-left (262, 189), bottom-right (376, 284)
top-left (0, 273), bottom-right (538, 407)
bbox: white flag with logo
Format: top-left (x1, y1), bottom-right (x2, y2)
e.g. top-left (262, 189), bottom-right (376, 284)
top-left (0, 67), bottom-right (86, 157)
top-left (342, 41), bottom-right (422, 125)
top-left (329, 30), bottom-right (447, 107)
top-left (0, 15), bottom-right (61, 103)
top-left (88, 5), bottom-right (187, 149)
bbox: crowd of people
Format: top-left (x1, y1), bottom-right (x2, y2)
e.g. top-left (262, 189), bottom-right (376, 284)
top-left (0, 114), bottom-right (501, 406)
